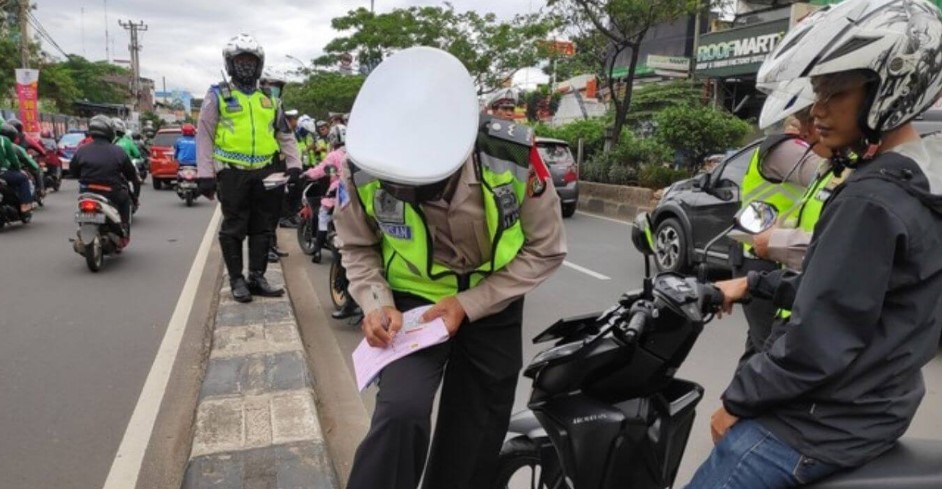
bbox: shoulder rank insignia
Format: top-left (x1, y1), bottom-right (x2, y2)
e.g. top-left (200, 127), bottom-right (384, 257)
top-left (482, 115), bottom-right (534, 147)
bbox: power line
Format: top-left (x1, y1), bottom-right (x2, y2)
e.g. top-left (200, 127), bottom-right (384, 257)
top-left (27, 11), bottom-right (69, 59)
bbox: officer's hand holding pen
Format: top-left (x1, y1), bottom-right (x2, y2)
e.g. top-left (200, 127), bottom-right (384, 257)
top-left (363, 306), bottom-right (402, 348)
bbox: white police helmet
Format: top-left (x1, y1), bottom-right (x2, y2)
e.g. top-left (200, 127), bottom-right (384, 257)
top-left (346, 47), bottom-right (478, 185)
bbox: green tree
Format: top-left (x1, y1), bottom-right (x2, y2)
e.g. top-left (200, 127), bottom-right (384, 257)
top-left (627, 80), bottom-right (703, 135)
top-left (654, 104), bottom-right (751, 169)
top-left (281, 72), bottom-right (366, 120)
top-left (522, 85), bottom-right (561, 123)
top-left (316, 5), bottom-right (557, 94)
top-left (551, 0), bottom-right (711, 146)
top-left (37, 60), bottom-right (80, 113)
top-left (61, 55), bottom-right (131, 105)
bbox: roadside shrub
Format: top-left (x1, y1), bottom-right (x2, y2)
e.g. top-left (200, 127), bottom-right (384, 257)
top-left (639, 164), bottom-right (691, 190)
top-left (655, 104), bottom-right (752, 170)
top-left (534, 117), bottom-right (607, 161)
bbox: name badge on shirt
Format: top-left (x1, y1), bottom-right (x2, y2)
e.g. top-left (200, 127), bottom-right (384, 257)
top-left (380, 223), bottom-right (413, 240)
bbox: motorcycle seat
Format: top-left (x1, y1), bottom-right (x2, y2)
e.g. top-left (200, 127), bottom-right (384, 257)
top-left (807, 439), bottom-right (942, 488)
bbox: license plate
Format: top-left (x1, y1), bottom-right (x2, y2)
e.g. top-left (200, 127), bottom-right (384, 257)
top-left (76, 212), bottom-right (105, 224)
top-left (179, 182), bottom-right (196, 189)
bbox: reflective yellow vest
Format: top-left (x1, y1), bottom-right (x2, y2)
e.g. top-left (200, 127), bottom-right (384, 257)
top-left (777, 166), bottom-right (848, 319)
top-left (352, 156), bottom-right (528, 304)
top-left (740, 134), bottom-right (807, 254)
top-left (212, 87), bottom-right (279, 168)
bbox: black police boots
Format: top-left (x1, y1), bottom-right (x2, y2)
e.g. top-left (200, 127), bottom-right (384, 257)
top-left (247, 271), bottom-right (284, 297)
top-left (220, 237), bottom-right (252, 303)
top-left (247, 234), bottom-right (284, 297)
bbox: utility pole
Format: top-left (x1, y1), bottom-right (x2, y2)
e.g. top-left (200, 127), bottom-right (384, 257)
top-left (104, 0), bottom-right (110, 62)
top-left (18, 0), bottom-right (30, 68)
top-left (119, 19), bottom-right (148, 111)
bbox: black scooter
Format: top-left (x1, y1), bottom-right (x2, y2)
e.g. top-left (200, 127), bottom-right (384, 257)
top-left (0, 177), bottom-right (32, 228)
top-left (495, 203), bottom-right (942, 489)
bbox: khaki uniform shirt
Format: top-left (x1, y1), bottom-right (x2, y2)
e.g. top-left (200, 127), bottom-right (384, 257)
top-left (334, 156), bottom-right (568, 322)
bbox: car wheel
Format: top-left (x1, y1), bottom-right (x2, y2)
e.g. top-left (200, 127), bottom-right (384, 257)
top-left (654, 218), bottom-right (688, 273)
top-left (561, 202), bottom-right (576, 218)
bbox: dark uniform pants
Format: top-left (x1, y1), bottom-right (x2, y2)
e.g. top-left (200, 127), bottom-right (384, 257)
top-left (733, 257), bottom-right (781, 361)
top-left (216, 166), bottom-right (279, 278)
top-left (347, 294), bottom-right (524, 489)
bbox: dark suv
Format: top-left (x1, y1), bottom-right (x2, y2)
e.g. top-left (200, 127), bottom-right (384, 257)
top-left (648, 139), bottom-right (762, 273)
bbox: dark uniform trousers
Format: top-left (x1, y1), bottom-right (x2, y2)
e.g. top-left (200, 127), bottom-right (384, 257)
top-left (347, 293), bottom-right (524, 489)
top-left (733, 256), bottom-right (781, 361)
top-left (216, 165), bottom-right (279, 279)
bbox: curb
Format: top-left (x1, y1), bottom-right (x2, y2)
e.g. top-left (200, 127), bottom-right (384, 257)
top-left (180, 264), bottom-right (340, 488)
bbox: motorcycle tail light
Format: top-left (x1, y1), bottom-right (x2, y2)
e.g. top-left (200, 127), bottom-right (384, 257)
top-left (79, 200), bottom-right (100, 213)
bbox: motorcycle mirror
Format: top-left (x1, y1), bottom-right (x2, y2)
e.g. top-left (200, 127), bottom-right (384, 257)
top-left (735, 201), bottom-right (778, 235)
top-left (630, 213), bottom-right (656, 296)
top-left (630, 213), bottom-right (655, 257)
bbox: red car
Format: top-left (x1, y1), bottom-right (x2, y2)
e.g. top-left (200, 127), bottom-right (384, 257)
top-left (149, 127), bottom-right (181, 190)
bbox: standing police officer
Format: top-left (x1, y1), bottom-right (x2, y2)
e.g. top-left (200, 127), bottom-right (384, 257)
top-left (336, 48), bottom-right (567, 489)
top-left (196, 34), bottom-right (301, 303)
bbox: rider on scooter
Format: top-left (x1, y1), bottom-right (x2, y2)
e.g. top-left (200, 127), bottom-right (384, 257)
top-left (688, 1), bottom-right (942, 487)
top-left (5, 119), bottom-right (44, 200)
top-left (0, 125), bottom-right (33, 215)
top-left (302, 124), bottom-right (345, 264)
top-left (71, 115), bottom-right (142, 245)
top-left (175, 124), bottom-right (198, 168)
top-left (111, 118), bottom-right (142, 161)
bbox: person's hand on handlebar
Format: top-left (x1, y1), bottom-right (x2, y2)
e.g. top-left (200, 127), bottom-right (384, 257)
top-left (713, 277), bottom-right (748, 318)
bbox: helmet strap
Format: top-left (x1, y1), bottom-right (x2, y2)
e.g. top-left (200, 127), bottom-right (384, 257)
top-left (855, 80), bottom-right (883, 161)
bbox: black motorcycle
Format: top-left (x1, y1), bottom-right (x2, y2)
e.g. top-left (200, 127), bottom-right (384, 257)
top-left (0, 176), bottom-right (32, 228)
top-left (494, 203), bottom-right (942, 489)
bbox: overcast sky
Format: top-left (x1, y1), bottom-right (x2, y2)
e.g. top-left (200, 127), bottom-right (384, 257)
top-left (32, 0), bottom-right (551, 97)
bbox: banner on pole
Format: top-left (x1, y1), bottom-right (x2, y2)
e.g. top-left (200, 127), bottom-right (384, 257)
top-left (15, 69), bottom-right (41, 137)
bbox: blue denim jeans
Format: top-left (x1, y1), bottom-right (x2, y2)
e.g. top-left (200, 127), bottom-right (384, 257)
top-left (685, 419), bottom-right (840, 489)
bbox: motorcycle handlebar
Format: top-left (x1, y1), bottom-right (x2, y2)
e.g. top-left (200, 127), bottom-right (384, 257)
top-left (622, 308), bottom-right (649, 344)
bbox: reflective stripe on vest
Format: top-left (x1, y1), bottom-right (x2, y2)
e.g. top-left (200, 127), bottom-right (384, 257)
top-left (213, 89), bottom-right (279, 168)
top-left (352, 157), bottom-right (528, 304)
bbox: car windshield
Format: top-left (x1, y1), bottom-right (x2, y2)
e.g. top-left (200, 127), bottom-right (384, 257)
top-left (58, 133), bottom-right (85, 147)
top-left (153, 132), bottom-right (181, 147)
top-left (537, 144), bottom-right (575, 166)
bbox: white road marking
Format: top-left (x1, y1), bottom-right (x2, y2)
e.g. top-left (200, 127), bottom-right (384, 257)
top-left (562, 260), bottom-right (612, 281)
top-left (102, 205), bottom-right (222, 489)
top-left (575, 210), bottom-right (630, 226)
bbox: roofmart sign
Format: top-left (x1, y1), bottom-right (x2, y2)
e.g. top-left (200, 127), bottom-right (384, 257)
top-left (696, 19), bottom-right (789, 77)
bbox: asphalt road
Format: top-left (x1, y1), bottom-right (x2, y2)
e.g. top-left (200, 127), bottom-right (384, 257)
top-left (300, 210), bottom-right (942, 487)
top-left (0, 178), bottom-right (215, 488)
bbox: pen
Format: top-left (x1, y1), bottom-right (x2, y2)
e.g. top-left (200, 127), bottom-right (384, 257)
top-left (372, 285), bottom-right (395, 351)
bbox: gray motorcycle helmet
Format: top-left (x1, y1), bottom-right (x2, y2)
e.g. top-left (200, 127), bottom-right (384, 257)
top-left (88, 115), bottom-right (115, 141)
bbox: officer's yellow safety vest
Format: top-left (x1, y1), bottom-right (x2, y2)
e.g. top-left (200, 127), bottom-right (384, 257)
top-left (212, 87), bottom-right (279, 168)
top-left (740, 134), bottom-right (807, 254)
top-left (352, 152), bottom-right (529, 304)
top-left (777, 167), bottom-right (845, 319)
